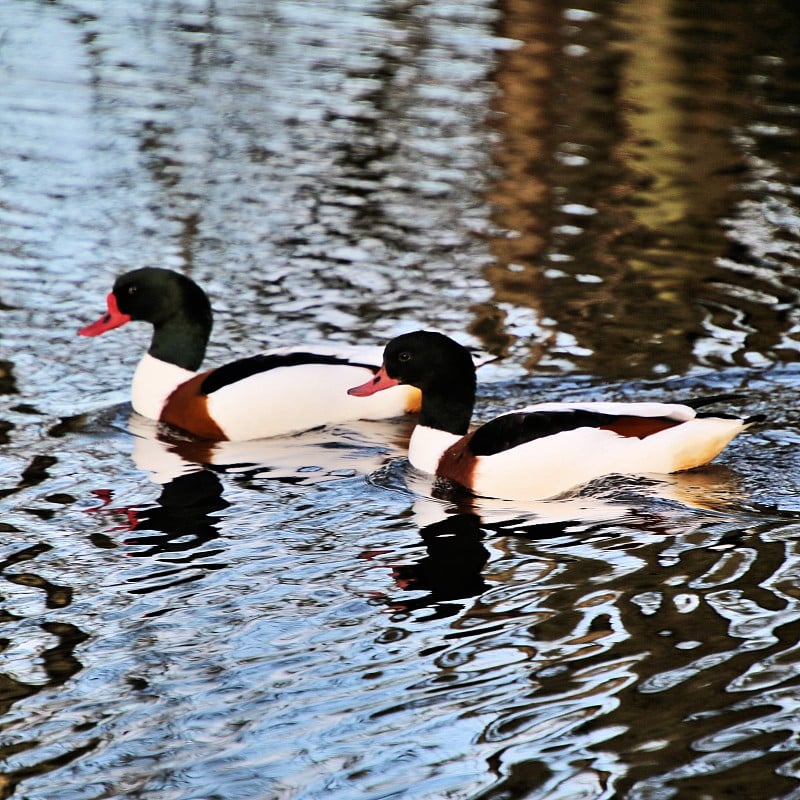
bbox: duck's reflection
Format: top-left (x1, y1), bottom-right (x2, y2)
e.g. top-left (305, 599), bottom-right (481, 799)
top-left (368, 460), bottom-right (754, 617)
top-left (82, 416), bottom-right (238, 590)
top-left (369, 487), bottom-right (630, 617)
top-left (110, 409), bottom-right (752, 602)
top-left (380, 513), bottom-right (491, 619)
top-left (127, 411), bottom-right (416, 486)
top-left (85, 465), bottom-right (230, 594)
top-left (94, 412), bottom-right (416, 567)
top-left (122, 468), bottom-right (229, 557)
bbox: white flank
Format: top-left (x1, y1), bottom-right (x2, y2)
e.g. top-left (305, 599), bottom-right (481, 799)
top-left (128, 345), bottom-right (419, 441)
top-left (469, 417), bottom-right (746, 501)
top-left (131, 354), bottom-right (196, 421)
top-left (208, 345), bottom-right (416, 440)
top-left (406, 402), bottom-right (748, 502)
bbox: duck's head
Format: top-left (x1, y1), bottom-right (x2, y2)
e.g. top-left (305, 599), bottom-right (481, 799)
top-left (349, 330), bottom-right (476, 396)
top-left (79, 268), bottom-right (212, 336)
top-left (78, 268), bottom-right (213, 371)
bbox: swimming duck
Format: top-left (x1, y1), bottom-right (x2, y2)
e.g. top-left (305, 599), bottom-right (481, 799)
top-left (348, 330), bottom-right (761, 501)
top-left (78, 268), bottom-right (420, 440)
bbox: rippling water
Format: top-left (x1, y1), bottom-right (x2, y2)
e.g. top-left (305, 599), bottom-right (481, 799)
top-left (3, 0), bottom-right (800, 798)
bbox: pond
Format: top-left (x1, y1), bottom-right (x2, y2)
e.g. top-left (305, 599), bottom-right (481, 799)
top-left (2, 0), bottom-right (800, 798)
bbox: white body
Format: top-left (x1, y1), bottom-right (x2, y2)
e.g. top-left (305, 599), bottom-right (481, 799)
top-left (408, 401), bottom-right (748, 501)
top-left (131, 355), bottom-right (195, 421)
top-left (131, 345), bottom-right (418, 440)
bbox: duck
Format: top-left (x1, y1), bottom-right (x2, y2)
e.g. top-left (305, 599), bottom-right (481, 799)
top-left (78, 268), bottom-right (421, 440)
top-left (348, 330), bottom-right (763, 501)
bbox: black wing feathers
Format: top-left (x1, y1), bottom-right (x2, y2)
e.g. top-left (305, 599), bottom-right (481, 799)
top-left (468, 410), bottom-right (625, 457)
top-left (200, 352), bottom-right (376, 395)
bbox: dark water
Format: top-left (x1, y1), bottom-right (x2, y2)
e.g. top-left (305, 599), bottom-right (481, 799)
top-left (2, 0), bottom-right (800, 798)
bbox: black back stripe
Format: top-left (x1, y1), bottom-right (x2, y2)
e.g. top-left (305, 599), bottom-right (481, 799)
top-left (468, 410), bottom-right (675, 457)
top-left (682, 393), bottom-right (744, 409)
top-left (200, 352), bottom-right (378, 395)
top-left (675, 393), bottom-right (750, 420)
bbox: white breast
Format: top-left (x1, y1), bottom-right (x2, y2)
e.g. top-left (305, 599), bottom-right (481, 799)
top-left (407, 425), bottom-right (462, 475)
top-left (131, 354), bottom-right (196, 421)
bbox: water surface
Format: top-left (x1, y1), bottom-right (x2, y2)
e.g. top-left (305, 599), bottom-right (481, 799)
top-left (2, 1), bottom-right (800, 798)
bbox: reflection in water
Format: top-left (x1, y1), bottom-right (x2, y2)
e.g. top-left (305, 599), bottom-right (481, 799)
top-left (87, 429), bottom-right (230, 593)
top-left (374, 513), bottom-right (490, 619)
top-left (0, 545), bottom-right (90, 800)
top-left (103, 411), bottom-right (420, 593)
top-left (485, 0), bottom-right (800, 377)
top-left (472, 516), bottom-right (800, 799)
top-left (123, 470), bottom-right (227, 552)
top-left (356, 463), bottom-right (800, 797)
top-left (362, 499), bottom-right (800, 799)
top-left (127, 411), bottom-right (416, 488)
top-left (374, 497), bottom-right (635, 619)
top-left (368, 460), bottom-right (754, 622)
top-left (0, 361), bottom-right (16, 398)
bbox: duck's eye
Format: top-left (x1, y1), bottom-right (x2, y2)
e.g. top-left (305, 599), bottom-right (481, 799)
top-left (398, 351), bottom-right (411, 363)
top-left (128, 285), bottom-right (137, 296)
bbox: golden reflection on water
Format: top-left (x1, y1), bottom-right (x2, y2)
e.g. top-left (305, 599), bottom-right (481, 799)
top-left (481, 0), bottom-right (800, 378)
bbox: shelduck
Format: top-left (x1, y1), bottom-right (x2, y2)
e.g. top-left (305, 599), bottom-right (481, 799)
top-left (348, 330), bottom-right (762, 501)
top-left (78, 268), bottom-right (420, 440)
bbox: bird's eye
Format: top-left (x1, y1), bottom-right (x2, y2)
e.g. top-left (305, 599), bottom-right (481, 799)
top-left (128, 285), bottom-right (138, 295)
top-left (398, 351), bottom-right (411, 363)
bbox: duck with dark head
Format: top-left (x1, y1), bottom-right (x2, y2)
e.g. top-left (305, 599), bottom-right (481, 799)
top-left (349, 330), bottom-right (763, 501)
top-left (79, 268), bottom-right (421, 440)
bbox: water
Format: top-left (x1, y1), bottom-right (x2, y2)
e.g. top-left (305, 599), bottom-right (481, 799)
top-left (2, 0), bottom-right (800, 798)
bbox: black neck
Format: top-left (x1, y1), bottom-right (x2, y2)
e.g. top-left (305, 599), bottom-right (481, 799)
top-left (149, 315), bottom-right (210, 371)
top-left (418, 382), bottom-right (475, 436)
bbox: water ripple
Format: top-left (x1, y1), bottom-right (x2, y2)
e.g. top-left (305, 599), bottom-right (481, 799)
top-left (3, 1), bottom-right (800, 798)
